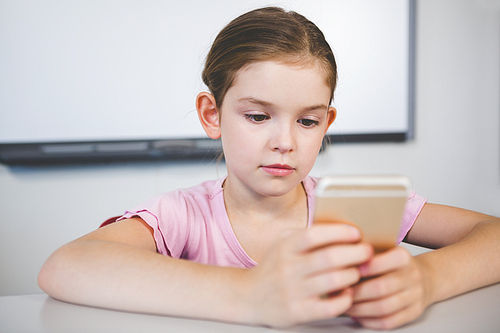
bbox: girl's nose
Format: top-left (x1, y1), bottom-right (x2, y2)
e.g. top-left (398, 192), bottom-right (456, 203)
top-left (270, 123), bottom-right (296, 153)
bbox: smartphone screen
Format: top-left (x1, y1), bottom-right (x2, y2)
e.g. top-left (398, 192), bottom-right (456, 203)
top-left (313, 175), bottom-right (412, 253)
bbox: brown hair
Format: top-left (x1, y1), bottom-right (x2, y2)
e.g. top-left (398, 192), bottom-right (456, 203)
top-left (202, 6), bottom-right (337, 109)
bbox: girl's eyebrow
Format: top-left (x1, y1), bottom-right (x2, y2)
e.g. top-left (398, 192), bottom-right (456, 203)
top-left (238, 97), bottom-right (328, 111)
top-left (238, 97), bottom-right (273, 107)
top-left (305, 104), bottom-right (329, 112)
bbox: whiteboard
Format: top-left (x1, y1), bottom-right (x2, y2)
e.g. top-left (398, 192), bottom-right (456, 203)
top-left (0, 0), bottom-right (414, 164)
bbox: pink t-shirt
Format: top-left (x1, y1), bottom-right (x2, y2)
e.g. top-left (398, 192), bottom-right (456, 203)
top-left (119, 176), bottom-right (426, 269)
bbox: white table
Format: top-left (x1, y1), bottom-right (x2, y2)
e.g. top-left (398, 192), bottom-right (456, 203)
top-left (1, 282), bottom-right (499, 333)
top-left (2, 244), bottom-right (499, 332)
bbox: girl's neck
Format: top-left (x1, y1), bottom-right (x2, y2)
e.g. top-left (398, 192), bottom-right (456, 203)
top-left (222, 176), bottom-right (308, 226)
top-left (222, 176), bottom-right (308, 262)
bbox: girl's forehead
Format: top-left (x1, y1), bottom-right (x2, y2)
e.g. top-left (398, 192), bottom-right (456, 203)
top-left (234, 60), bottom-right (329, 87)
top-left (238, 58), bottom-right (325, 76)
top-left (230, 60), bottom-right (332, 98)
top-left (225, 60), bottom-right (331, 108)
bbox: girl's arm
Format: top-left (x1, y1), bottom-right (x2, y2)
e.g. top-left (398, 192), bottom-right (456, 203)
top-left (38, 218), bottom-right (250, 321)
top-left (407, 203), bottom-right (500, 303)
top-left (346, 203), bottom-right (500, 330)
top-left (38, 218), bottom-right (372, 327)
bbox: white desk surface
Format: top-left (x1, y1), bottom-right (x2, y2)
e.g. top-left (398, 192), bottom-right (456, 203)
top-left (1, 283), bottom-right (499, 333)
top-left (2, 244), bottom-right (499, 332)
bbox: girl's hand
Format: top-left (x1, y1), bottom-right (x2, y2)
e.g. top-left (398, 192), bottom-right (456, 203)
top-left (345, 246), bottom-right (432, 330)
top-left (244, 224), bottom-right (373, 328)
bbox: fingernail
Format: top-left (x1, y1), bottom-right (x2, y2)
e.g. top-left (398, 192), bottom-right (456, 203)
top-left (349, 226), bottom-right (361, 239)
top-left (358, 262), bottom-right (369, 276)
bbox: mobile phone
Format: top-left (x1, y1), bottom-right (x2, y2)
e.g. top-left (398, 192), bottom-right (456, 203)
top-left (313, 175), bottom-right (412, 253)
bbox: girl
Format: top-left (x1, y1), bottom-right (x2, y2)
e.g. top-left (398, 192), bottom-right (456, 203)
top-left (38, 7), bottom-right (500, 330)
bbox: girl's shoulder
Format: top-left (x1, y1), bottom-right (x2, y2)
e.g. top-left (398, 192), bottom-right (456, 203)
top-left (118, 179), bottom-right (227, 257)
top-left (143, 178), bottom-right (224, 212)
top-left (120, 179), bottom-right (224, 221)
top-left (178, 178), bottom-right (225, 199)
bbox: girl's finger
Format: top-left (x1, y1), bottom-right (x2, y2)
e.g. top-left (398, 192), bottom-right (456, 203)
top-left (302, 267), bottom-right (360, 297)
top-left (291, 224), bottom-right (363, 254)
top-left (351, 268), bottom-right (410, 302)
top-left (352, 300), bottom-right (425, 330)
top-left (347, 284), bottom-right (419, 317)
top-left (302, 243), bottom-right (372, 277)
top-left (300, 288), bottom-right (354, 324)
top-left (358, 246), bottom-right (411, 278)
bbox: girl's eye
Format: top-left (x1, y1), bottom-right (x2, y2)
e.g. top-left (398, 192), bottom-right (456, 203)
top-left (245, 114), bottom-right (269, 122)
top-left (298, 119), bottom-right (320, 127)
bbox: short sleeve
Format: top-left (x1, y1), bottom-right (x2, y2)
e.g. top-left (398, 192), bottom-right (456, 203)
top-left (118, 208), bottom-right (170, 256)
top-left (397, 191), bottom-right (427, 244)
top-left (116, 191), bottom-right (191, 258)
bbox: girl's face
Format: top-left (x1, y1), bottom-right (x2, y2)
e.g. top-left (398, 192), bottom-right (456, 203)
top-left (219, 60), bottom-right (336, 199)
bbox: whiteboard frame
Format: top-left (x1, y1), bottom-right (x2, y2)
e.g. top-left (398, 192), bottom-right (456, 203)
top-left (0, 0), bottom-right (415, 165)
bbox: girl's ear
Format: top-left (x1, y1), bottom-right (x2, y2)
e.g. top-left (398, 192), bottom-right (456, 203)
top-left (196, 92), bottom-right (221, 139)
top-left (324, 107), bottom-right (337, 134)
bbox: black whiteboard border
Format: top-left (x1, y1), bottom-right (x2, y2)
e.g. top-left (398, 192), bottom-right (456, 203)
top-left (0, 132), bottom-right (407, 166)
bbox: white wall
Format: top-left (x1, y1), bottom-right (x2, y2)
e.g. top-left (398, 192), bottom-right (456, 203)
top-left (1, 0), bottom-right (499, 296)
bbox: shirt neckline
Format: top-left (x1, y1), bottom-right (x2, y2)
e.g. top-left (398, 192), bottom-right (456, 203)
top-left (212, 176), bottom-right (316, 268)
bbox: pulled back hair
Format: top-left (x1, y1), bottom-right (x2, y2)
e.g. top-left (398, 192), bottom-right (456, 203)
top-left (202, 6), bottom-right (338, 109)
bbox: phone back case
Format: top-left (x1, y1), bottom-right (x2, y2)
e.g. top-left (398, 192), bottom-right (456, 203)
top-left (314, 175), bottom-right (412, 252)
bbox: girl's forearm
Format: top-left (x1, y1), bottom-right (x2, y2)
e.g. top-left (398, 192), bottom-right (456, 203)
top-left (38, 239), bottom-right (252, 323)
top-left (415, 218), bottom-right (500, 306)
top-left (38, 223), bottom-right (372, 328)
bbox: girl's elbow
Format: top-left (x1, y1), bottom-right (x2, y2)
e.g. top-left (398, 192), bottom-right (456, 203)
top-left (37, 246), bottom-right (74, 299)
top-left (37, 259), bottom-right (54, 295)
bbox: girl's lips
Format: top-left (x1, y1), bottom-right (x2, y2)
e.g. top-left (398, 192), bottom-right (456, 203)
top-left (261, 164), bottom-right (295, 176)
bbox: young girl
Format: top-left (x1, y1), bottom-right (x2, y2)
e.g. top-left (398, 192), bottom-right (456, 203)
top-left (38, 7), bottom-right (500, 330)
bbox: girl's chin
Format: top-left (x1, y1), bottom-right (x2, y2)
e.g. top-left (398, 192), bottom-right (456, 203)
top-left (254, 181), bottom-right (304, 198)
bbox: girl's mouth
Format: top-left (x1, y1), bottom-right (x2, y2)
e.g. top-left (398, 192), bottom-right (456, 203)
top-left (260, 164), bottom-right (295, 176)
